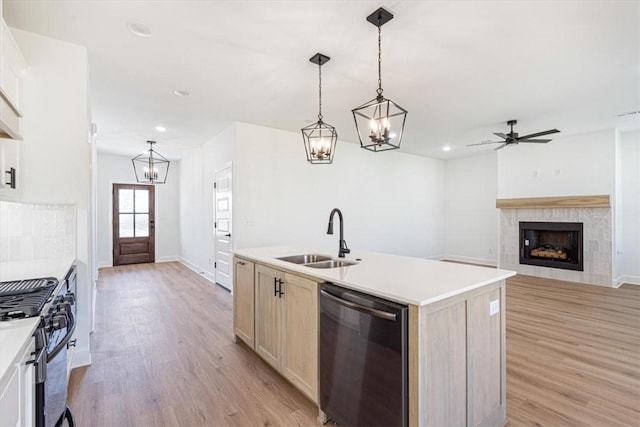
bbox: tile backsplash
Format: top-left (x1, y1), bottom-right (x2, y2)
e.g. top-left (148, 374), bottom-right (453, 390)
top-left (0, 201), bottom-right (76, 263)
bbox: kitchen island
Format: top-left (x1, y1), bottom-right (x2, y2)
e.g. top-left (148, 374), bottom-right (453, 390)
top-left (232, 246), bottom-right (516, 427)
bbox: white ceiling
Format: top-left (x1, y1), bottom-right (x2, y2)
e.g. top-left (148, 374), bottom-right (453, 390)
top-left (4, 0), bottom-right (639, 160)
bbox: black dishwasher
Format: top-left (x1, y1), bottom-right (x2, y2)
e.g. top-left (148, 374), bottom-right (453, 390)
top-left (320, 283), bottom-right (408, 427)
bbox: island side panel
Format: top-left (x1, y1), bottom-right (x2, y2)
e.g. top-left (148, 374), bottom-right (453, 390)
top-left (409, 304), bottom-right (419, 427)
top-left (419, 297), bottom-right (467, 427)
top-left (468, 284), bottom-right (506, 427)
top-left (416, 280), bottom-right (507, 427)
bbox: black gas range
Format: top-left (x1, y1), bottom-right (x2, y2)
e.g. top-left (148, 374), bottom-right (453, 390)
top-left (0, 269), bottom-right (77, 427)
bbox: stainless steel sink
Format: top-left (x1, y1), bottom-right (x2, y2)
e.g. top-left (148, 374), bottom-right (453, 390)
top-left (276, 254), bottom-right (332, 264)
top-left (304, 260), bottom-right (358, 269)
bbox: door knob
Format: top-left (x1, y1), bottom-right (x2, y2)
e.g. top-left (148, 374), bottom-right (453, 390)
top-left (225, 233), bottom-right (231, 237)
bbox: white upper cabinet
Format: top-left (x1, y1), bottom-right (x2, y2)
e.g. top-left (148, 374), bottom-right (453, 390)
top-left (0, 17), bottom-right (27, 140)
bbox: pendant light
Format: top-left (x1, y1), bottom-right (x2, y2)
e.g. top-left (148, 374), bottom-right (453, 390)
top-left (301, 53), bottom-right (338, 164)
top-left (352, 7), bottom-right (407, 152)
top-left (131, 140), bottom-right (170, 184)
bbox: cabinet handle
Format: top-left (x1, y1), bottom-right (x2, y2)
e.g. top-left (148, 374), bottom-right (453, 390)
top-left (237, 261), bottom-right (246, 266)
top-left (5, 168), bottom-right (16, 189)
top-left (274, 277), bottom-right (278, 297)
top-left (277, 279), bottom-right (284, 298)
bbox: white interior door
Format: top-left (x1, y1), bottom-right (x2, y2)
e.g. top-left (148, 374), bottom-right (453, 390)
top-left (214, 164), bottom-right (232, 290)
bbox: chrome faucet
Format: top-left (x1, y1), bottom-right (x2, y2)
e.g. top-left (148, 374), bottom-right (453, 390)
top-left (327, 208), bottom-right (350, 258)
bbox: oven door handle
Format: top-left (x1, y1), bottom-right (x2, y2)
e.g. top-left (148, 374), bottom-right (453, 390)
top-left (48, 311), bottom-right (76, 360)
top-left (28, 346), bottom-right (47, 384)
top-left (320, 289), bottom-right (397, 321)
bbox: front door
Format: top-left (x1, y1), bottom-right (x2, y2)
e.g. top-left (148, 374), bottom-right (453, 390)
top-left (214, 164), bottom-right (232, 290)
top-left (112, 183), bottom-right (155, 266)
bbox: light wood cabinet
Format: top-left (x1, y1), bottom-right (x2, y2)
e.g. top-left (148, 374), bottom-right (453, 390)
top-left (233, 258), bottom-right (255, 348)
top-left (413, 281), bottom-right (506, 427)
top-left (236, 259), bottom-right (319, 403)
top-left (281, 273), bottom-right (318, 402)
top-left (254, 264), bottom-right (282, 368)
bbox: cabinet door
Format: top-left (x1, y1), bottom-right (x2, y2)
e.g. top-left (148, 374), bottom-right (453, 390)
top-left (233, 258), bottom-right (255, 348)
top-left (281, 273), bottom-right (319, 403)
top-left (19, 338), bottom-right (35, 427)
top-left (0, 138), bottom-right (19, 201)
top-left (255, 264), bottom-right (282, 370)
top-left (0, 364), bottom-right (20, 426)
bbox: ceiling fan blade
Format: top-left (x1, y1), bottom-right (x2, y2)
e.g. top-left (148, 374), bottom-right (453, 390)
top-left (518, 129), bottom-right (560, 139)
top-left (494, 143), bottom-right (507, 151)
top-left (467, 141), bottom-right (501, 146)
top-left (493, 132), bottom-right (508, 139)
top-left (518, 139), bottom-right (551, 143)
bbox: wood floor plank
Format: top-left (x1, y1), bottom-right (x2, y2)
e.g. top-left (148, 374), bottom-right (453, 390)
top-left (68, 263), bottom-right (640, 426)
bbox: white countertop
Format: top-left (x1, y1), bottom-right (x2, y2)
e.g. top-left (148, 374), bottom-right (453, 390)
top-left (233, 246), bottom-right (516, 306)
top-left (0, 257), bottom-right (76, 282)
top-left (0, 317), bottom-right (39, 390)
top-left (0, 257), bottom-right (75, 388)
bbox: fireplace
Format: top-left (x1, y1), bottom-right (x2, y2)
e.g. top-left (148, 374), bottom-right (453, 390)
top-left (519, 222), bottom-right (584, 271)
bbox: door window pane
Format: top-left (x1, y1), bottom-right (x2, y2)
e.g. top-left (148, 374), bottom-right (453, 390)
top-left (135, 189), bottom-right (149, 213)
top-left (135, 214), bottom-right (149, 237)
top-left (119, 214), bottom-right (134, 237)
top-left (119, 189), bottom-right (134, 213)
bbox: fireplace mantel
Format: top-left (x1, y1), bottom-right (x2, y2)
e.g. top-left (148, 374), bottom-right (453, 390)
top-left (496, 195), bottom-right (610, 209)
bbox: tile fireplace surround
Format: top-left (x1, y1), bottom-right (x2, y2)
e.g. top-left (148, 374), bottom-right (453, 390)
top-left (497, 195), bottom-right (613, 287)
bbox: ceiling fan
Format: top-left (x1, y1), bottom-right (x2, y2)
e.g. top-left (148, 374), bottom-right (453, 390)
top-left (468, 120), bottom-right (560, 150)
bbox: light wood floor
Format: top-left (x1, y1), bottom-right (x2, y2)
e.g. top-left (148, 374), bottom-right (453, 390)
top-left (69, 262), bottom-right (640, 426)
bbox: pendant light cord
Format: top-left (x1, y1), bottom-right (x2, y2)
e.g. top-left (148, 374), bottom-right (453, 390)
top-left (318, 61), bottom-right (323, 122)
top-left (377, 23), bottom-right (383, 97)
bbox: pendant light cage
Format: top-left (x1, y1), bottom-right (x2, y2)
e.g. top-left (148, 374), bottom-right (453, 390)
top-left (352, 7), bottom-right (407, 152)
top-left (132, 140), bottom-right (170, 184)
top-left (302, 53), bottom-right (338, 164)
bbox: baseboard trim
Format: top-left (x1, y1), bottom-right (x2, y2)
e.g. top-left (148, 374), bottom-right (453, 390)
top-left (97, 260), bottom-right (112, 269)
top-left (156, 256), bottom-right (180, 263)
top-left (178, 257), bottom-right (216, 284)
top-left (614, 275), bottom-right (640, 287)
top-left (442, 254), bottom-right (498, 267)
top-left (71, 348), bottom-right (92, 369)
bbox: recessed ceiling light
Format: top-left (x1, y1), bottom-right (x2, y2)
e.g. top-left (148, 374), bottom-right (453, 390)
top-left (128, 23), bottom-right (152, 38)
top-left (443, 146), bottom-right (451, 152)
top-left (174, 89), bottom-right (190, 97)
top-left (155, 125), bottom-right (166, 132)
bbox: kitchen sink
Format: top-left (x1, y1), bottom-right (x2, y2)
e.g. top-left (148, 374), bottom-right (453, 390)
top-left (276, 254), bottom-right (332, 264)
top-left (304, 260), bottom-right (358, 269)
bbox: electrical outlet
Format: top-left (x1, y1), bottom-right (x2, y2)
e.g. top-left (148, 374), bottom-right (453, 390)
top-left (489, 299), bottom-right (500, 316)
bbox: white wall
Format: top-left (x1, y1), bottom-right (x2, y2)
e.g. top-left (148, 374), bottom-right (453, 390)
top-left (617, 130), bottom-right (640, 284)
top-left (11, 28), bottom-right (92, 366)
top-left (179, 123), bottom-right (236, 281)
top-left (96, 152), bottom-right (181, 267)
top-left (444, 152), bottom-right (498, 265)
top-left (498, 129), bottom-right (616, 198)
top-left (233, 122), bottom-right (445, 258)
top-left (177, 122), bottom-right (446, 288)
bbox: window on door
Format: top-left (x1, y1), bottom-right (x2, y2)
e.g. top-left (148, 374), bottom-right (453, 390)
top-left (118, 188), bottom-right (150, 238)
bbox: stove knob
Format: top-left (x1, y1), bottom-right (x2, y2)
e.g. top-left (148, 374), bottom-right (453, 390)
top-left (52, 315), bottom-right (67, 330)
top-left (57, 303), bottom-right (72, 316)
